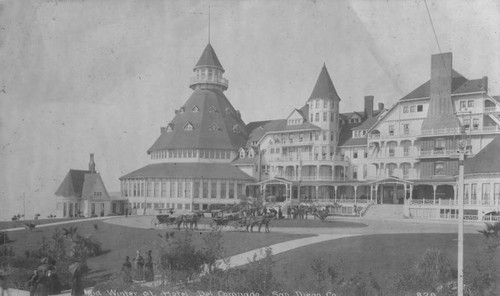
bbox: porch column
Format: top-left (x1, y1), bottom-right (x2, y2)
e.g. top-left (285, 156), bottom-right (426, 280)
top-left (315, 186), bottom-right (319, 200)
top-left (454, 184), bottom-right (458, 205)
top-left (409, 184), bottom-right (413, 201)
top-left (354, 186), bottom-right (358, 203)
top-left (380, 184), bottom-right (384, 204)
top-left (316, 165), bottom-right (320, 181)
top-left (331, 165), bottom-right (334, 181)
top-left (336, 186), bottom-right (340, 202)
top-left (433, 185), bottom-right (437, 205)
top-left (404, 183), bottom-right (407, 204)
top-left (333, 185), bottom-right (337, 202)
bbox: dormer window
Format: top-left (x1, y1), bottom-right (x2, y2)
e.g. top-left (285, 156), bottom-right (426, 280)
top-left (239, 149), bottom-right (246, 158)
top-left (166, 124), bottom-right (174, 133)
top-left (225, 107), bottom-right (232, 115)
top-left (233, 124), bottom-right (241, 133)
top-left (209, 123), bottom-right (220, 131)
top-left (208, 105), bottom-right (218, 113)
top-left (184, 122), bottom-right (194, 131)
top-left (192, 106), bottom-right (199, 112)
top-left (248, 149), bottom-right (255, 158)
top-left (179, 107), bottom-right (185, 114)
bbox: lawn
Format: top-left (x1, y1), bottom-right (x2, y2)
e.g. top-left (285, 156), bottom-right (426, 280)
top-left (0, 218), bottom-right (77, 230)
top-left (2, 219), bottom-right (313, 285)
top-left (272, 233), bottom-right (499, 294)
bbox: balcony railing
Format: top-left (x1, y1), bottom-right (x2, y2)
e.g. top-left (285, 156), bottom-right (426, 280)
top-left (421, 125), bottom-right (500, 136)
top-left (268, 138), bottom-right (315, 146)
top-left (418, 149), bottom-right (459, 158)
top-left (368, 132), bottom-right (417, 139)
top-left (267, 155), bottom-right (347, 162)
top-left (420, 127), bottom-right (461, 136)
top-left (189, 76), bottom-right (228, 88)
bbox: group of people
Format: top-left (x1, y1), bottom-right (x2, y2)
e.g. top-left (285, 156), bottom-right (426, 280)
top-left (121, 250), bottom-right (154, 283)
top-left (286, 205), bottom-right (313, 219)
top-left (27, 257), bottom-right (61, 296)
top-left (27, 257), bottom-right (87, 296)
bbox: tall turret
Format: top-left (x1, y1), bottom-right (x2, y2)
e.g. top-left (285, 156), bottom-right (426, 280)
top-left (189, 43), bottom-right (228, 91)
top-left (307, 64), bottom-right (341, 153)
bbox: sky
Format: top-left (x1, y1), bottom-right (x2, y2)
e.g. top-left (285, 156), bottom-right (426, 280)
top-left (0, 0), bottom-right (499, 221)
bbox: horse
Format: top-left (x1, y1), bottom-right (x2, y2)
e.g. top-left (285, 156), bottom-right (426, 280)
top-left (181, 212), bottom-right (204, 230)
top-left (258, 212), bottom-right (276, 233)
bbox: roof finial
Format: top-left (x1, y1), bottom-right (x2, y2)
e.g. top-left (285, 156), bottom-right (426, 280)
top-left (208, 5), bottom-right (211, 44)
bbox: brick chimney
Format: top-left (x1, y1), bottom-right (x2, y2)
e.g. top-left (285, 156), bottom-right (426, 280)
top-left (378, 102), bottom-right (384, 112)
top-left (89, 153), bottom-right (96, 173)
top-left (364, 96), bottom-right (374, 118)
top-left (421, 52), bottom-right (460, 130)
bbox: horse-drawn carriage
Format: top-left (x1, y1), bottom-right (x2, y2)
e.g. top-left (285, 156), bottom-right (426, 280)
top-left (151, 212), bottom-right (204, 230)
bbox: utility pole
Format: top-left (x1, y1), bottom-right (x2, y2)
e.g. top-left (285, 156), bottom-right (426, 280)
top-left (457, 139), bottom-right (467, 296)
top-left (23, 193), bottom-right (26, 220)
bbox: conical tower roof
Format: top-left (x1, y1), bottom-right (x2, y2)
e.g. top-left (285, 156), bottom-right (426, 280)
top-left (195, 43), bottom-right (224, 71)
top-left (148, 89), bottom-right (247, 153)
top-left (308, 64), bottom-right (341, 101)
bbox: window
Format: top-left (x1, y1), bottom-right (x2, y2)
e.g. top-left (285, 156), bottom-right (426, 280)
top-left (353, 166), bottom-right (358, 180)
top-left (471, 184), bottom-right (477, 203)
top-left (330, 132), bottom-right (334, 141)
top-left (363, 165), bottom-right (367, 179)
top-left (170, 181), bottom-right (176, 198)
top-left (192, 106), bottom-right (199, 112)
top-left (147, 182), bottom-right (153, 197)
top-left (166, 124), bottom-right (173, 133)
top-left (208, 105), bottom-right (217, 113)
top-left (401, 163), bottom-right (410, 178)
top-left (323, 112), bottom-right (327, 121)
top-left (202, 180), bottom-right (208, 198)
top-left (495, 184), bottom-right (500, 205)
top-left (185, 180), bottom-right (191, 198)
top-left (233, 125), bottom-right (241, 133)
top-left (403, 106), bottom-right (409, 113)
top-left (161, 182), bottom-right (166, 197)
top-left (178, 107), bottom-right (185, 114)
top-left (154, 182), bottom-right (159, 197)
top-left (389, 125), bottom-right (394, 136)
top-left (353, 151), bottom-right (358, 158)
top-left (417, 105), bottom-right (423, 112)
top-left (387, 163), bottom-right (397, 176)
top-left (403, 124), bottom-right (410, 135)
top-left (315, 100), bottom-right (319, 108)
top-left (463, 119), bottom-right (470, 130)
top-left (482, 183), bottom-right (491, 205)
top-left (314, 132), bottom-right (319, 141)
top-left (228, 181), bottom-right (234, 198)
top-left (209, 123), bottom-right (220, 131)
top-left (388, 142), bottom-right (397, 157)
top-left (185, 204), bottom-right (190, 210)
top-left (184, 123), bottom-right (194, 131)
top-left (323, 132), bottom-right (326, 141)
top-left (323, 100), bottom-right (327, 108)
top-left (310, 114), bottom-right (314, 121)
top-left (460, 101), bottom-right (466, 109)
top-left (434, 162), bottom-right (445, 175)
top-left (472, 118), bottom-right (479, 130)
top-left (194, 179), bottom-right (200, 198)
top-left (220, 180), bottom-right (226, 198)
top-left (410, 106), bottom-right (416, 113)
top-left (315, 113), bottom-right (319, 122)
top-left (468, 100), bottom-right (474, 108)
top-left (211, 180), bottom-right (217, 198)
top-left (434, 138), bottom-right (445, 152)
top-left (177, 203), bottom-right (182, 210)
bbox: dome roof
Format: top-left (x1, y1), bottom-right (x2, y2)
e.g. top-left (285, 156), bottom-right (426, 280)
top-left (148, 89), bottom-right (248, 153)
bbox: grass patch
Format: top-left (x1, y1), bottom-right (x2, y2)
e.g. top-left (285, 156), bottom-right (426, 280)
top-left (272, 233), bottom-right (499, 294)
top-left (3, 219), bottom-right (312, 286)
top-left (0, 218), bottom-right (80, 230)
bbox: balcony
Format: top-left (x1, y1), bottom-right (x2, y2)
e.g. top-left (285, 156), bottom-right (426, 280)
top-left (420, 127), bottom-right (462, 137)
top-left (368, 132), bottom-right (417, 139)
top-left (418, 149), bottom-right (459, 158)
top-left (189, 76), bottom-right (228, 89)
top-left (267, 154), bottom-right (347, 163)
top-left (269, 138), bottom-right (315, 147)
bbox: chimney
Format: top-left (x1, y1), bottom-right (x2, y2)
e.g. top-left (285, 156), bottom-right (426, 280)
top-left (482, 76), bottom-right (488, 92)
top-left (421, 52), bottom-right (460, 130)
top-left (89, 153), bottom-right (96, 173)
top-left (378, 103), bottom-right (384, 111)
top-left (364, 96), bottom-right (374, 118)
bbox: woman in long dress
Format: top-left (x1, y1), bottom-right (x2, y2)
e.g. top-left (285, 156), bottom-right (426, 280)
top-left (144, 251), bottom-right (154, 282)
top-left (132, 251), bottom-right (144, 281)
top-left (120, 256), bottom-right (132, 283)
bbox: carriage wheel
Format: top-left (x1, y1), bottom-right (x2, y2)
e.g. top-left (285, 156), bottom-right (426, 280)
top-left (150, 217), bottom-right (159, 228)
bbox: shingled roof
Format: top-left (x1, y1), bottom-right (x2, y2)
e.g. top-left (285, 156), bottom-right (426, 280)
top-left (148, 89), bottom-right (248, 153)
top-left (400, 70), bottom-right (486, 101)
top-left (195, 43), bottom-right (224, 71)
top-left (245, 119), bottom-right (321, 147)
top-left (120, 163), bottom-right (255, 180)
top-left (464, 136), bottom-right (500, 175)
top-left (308, 64), bottom-right (341, 102)
top-left (55, 169), bottom-right (89, 198)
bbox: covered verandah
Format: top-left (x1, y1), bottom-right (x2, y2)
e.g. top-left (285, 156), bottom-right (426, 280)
top-left (409, 179), bottom-right (457, 205)
top-left (246, 177), bottom-right (299, 202)
top-left (368, 177), bottom-right (414, 204)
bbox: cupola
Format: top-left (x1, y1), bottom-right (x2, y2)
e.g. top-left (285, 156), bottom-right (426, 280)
top-left (189, 43), bottom-right (228, 91)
